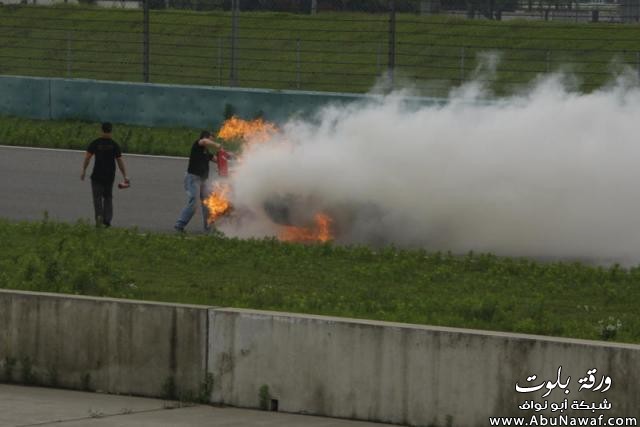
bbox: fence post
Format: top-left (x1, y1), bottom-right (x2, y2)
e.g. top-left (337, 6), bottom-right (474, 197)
top-left (143, 0), bottom-right (149, 83)
top-left (230, 0), bottom-right (239, 87)
top-left (636, 51), bottom-right (640, 81)
top-left (387, 0), bottom-right (396, 91)
top-left (460, 46), bottom-right (465, 83)
top-left (377, 41), bottom-right (383, 74)
top-left (218, 37), bottom-right (223, 86)
top-left (66, 31), bottom-right (72, 78)
top-left (311, 0), bottom-right (317, 15)
top-left (296, 38), bottom-right (301, 89)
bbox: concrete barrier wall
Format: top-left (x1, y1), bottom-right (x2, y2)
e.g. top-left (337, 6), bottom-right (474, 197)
top-left (48, 78), bottom-right (368, 129)
top-left (0, 75), bottom-right (368, 128)
top-left (0, 75), bottom-right (444, 129)
top-left (0, 290), bottom-right (209, 399)
top-left (209, 308), bottom-right (640, 426)
top-left (0, 76), bottom-right (51, 120)
top-left (1, 290), bottom-right (638, 426)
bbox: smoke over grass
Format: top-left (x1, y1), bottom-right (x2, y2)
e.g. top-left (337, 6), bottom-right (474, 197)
top-left (222, 72), bottom-right (640, 263)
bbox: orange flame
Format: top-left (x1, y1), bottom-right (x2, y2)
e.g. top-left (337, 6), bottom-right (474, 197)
top-left (217, 116), bottom-right (277, 143)
top-left (203, 182), bottom-right (232, 225)
top-left (279, 213), bottom-right (333, 243)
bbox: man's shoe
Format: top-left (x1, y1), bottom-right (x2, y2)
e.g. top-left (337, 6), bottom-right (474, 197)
top-left (174, 225), bottom-right (185, 233)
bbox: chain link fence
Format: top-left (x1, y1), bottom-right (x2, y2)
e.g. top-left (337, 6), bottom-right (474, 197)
top-left (1, 0), bottom-right (640, 95)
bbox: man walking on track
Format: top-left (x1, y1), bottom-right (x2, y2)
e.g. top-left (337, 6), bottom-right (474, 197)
top-left (174, 130), bottom-right (221, 233)
top-left (81, 122), bottom-right (129, 228)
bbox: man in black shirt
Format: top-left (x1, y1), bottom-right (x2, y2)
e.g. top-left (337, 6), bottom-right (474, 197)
top-left (174, 130), bottom-right (221, 232)
top-left (81, 122), bottom-right (129, 227)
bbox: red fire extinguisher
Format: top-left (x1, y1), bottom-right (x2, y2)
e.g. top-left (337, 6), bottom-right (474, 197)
top-left (216, 147), bottom-right (230, 177)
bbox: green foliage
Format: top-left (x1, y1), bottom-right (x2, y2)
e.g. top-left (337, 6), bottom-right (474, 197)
top-left (6, 220), bottom-right (136, 298)
top-left (259, 384), bottom-right (270, 410)
top-left (199, 373), bottom-right (214, 403)
top-left (0, 6), bottom-right (638, 94)
top-left (598, 317), bottom-right (622, 341)
top-left (0, 116), bottom-right (201, 157)
top-left (0, 115), bottom-right (246, 156)
top-left (0, 219), bottom-right (639, 343)
top-left (159, 373), bottom-right (214, 403)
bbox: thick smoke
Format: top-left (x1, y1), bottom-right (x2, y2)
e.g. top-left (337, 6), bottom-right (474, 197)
top-left (220, 72), bottom-right (640, 262)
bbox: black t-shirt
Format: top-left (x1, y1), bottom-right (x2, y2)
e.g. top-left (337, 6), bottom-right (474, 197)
top-left (87, 138), bottom-right (122, 184)
top-left (187, 139), bottom-right (213, 179)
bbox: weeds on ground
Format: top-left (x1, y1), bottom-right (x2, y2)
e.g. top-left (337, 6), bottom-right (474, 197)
top-left (1, 218), bottom-right (639, 344)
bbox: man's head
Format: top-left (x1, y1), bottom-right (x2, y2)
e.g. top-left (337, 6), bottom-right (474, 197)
top-left (101, 122), bottom-right (113, 134)
top-left (200, 130), bottom-right (211, 139)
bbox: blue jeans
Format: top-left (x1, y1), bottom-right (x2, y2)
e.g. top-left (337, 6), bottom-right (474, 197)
top-left (175, 173), bottom-right (210, 231)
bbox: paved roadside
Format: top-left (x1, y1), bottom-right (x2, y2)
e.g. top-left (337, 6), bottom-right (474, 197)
top-left (0, 384), bottom-right (396, 427)
top-left (0, 145), bottom-right (187, 232)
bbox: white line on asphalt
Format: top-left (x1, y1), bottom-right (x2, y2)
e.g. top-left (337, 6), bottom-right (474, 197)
top-left (0, 144), bottom-right (188, 160)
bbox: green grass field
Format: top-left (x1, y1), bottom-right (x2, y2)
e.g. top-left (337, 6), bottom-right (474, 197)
top-left (1, 4), bottom-right (640, 94)
top-left (1, 219), bottom-right (637, 343)
top-left (0, 115), bottom-right (245, 156)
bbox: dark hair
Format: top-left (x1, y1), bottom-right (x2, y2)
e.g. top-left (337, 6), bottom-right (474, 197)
top-left (200, 130), bottom-right (211, 139)
top-left (101, 122), bottom-right (113, 133)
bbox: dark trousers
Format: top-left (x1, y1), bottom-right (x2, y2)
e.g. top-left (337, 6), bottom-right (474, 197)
top-left (91, 179), bottom-right (114, 226)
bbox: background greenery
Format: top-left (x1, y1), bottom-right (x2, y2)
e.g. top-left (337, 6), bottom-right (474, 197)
top-left (0, 115), bottom-right (245, 156)
top-left (0, 219), bottom-right (637, 343)
top-left (1, 4), bottom-right (639, 95)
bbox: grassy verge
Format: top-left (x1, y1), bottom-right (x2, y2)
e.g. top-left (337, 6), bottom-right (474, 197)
top-left (1, 5), bottom-right (640, 94)
top-left (1, 218), bottom-right (638, 344)
top-left (0, 115), bottom-right (245, 156)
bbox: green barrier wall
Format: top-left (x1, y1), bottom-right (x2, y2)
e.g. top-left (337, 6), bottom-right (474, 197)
top-left (0, 76), bottom-right (52, 120)
top-left (0, 75), bottom-right (445, 128)
top-left (0, 75), bottom-right (373, 128)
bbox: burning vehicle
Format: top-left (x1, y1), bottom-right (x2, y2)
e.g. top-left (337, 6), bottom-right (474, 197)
top-left (204, 116), bottom-right (338, 243)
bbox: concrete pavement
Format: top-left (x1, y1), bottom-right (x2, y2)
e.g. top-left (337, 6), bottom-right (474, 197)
top-left (0, 145), bottom-right (192, 232)
top-left (0, 384), bottom-right (397, 427)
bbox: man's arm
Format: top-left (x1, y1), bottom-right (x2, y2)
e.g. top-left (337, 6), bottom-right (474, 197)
top-left (80, 152), bottom-right (93, 181)
top-left (116, 157), bottom-right (129, 182)
top-left (198, 137), bottom-right (222, 150)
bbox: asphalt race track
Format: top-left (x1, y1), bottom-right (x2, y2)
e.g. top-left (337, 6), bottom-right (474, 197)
top-left (0, 145), bottom-right (202, 232)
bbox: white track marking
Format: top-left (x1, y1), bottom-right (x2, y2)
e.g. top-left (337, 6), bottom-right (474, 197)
top-left (0, 144), bottom-right (187, 160)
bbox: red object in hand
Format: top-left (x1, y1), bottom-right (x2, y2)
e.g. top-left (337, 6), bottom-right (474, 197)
top-left (216, 148), bottom-right (230, 177)
top-left (118, 179), bottom-right (130, 189)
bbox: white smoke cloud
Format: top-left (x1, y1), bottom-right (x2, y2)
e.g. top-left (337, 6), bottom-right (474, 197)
top-left (219, 72), bottom-right (640, 263)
